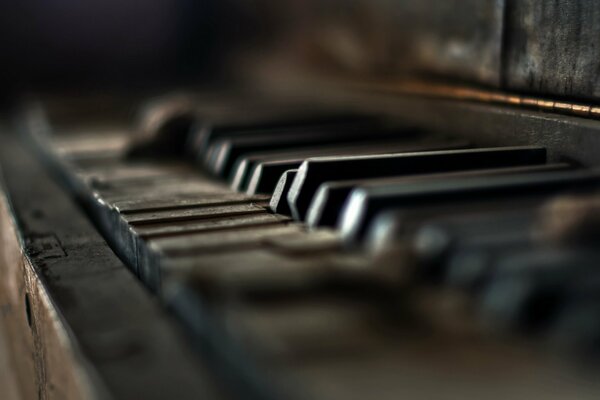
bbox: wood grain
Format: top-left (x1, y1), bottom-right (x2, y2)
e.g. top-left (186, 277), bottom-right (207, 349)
top-left (503, 0), bottom-right (600, 99)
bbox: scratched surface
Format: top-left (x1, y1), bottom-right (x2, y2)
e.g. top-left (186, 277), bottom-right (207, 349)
top-left (0, 131), bottom-right (227, 400)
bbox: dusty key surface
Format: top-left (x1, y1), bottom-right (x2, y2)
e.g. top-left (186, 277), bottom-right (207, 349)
top-left (306, 163), bottom-right (570, 228)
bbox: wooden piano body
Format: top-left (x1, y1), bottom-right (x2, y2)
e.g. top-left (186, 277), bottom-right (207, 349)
top-left (2, 1), bottom-right (600, 399)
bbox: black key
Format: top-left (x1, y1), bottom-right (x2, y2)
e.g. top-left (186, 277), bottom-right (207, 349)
top-left (242, 140), bottom-right (469, 195)
top-left (269, 169), bottom-right (298, 215)
top-left (123, 203), bottom-right (270, 225)
top-left (307, 163), bottom-right (570, 229)
top-left (246, 160), bottom-right (302, 195)
top-left (189, 115), bottom-right (379, 157)
top-left (339, 168), bottom-right (600, 244)
top-left (443, 192), bottom-right (600, 289)
top-left (288, 146), bottom-right (547, 221)
top-left (197, 119), bottom-right (383, 166)
top-left (133, 213), bottom-right (289, 239)
top-left (231, 139), bottom-right (468, 192)
top-left (205, 126), bottom-right (412, 178)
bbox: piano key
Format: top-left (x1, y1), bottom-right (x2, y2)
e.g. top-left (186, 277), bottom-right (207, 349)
top-left (231, 139), bottom-right (468, 192)
top-left (206, 126), bottom-right (413, 178)
top-left (131, 95), bottom-right (344, 157)
top-left (148, 224), bottom-right (304, 256)
top-left (445, 242), bottom-right (533, 292)
top-left (141, 228), bottom-right (343, 292)
top-left (288, 146), bottom-right (547, 221)
top-left (480, 249), bottom-right (600, 333)
top-left (92, 191), bottom-right (268, 276)
top-left (122, 203), bottom-right (270, 225)
top-left (269, 169), bottom-right (298, 216)
top-left (113, 193), bottom-right (269, 213)
top-left (243, 140), bottom-right (469, 195)
top-left (28, 91), bottom-right (600, 394)
top-left (160, 247), bottom-right (372, 295)
top-left (339, 168), bottom-right (600, 244)
top-left (139, 224), bottom-right (304, 291)
top-left (203, 131), bottom-right (330, 177)
top-left (363, 207), bottom-right (537, 289)
top-left (230, 140), bottom-right (419, 191)
top-left (95, 177), bottom-right (231, 202)
top-left (307, 163), bottom-right (571, 229)
top-left (132, 95), bottom-right (317, 159)
top-left (133, 212), bottom-right (291, 239)
top-left (230, 141), bottom-right (394, 192)
top-left (368, 193), bottom-right (600, 289)
top-left (198, 119), bottom-right (384, 167)
top-left (246, 160), bottom-right (303, 195)
top-left (128, 211), bottom-right (291, 288)
top-left (263, 229), bottom-right (341, 255)
top-left (190, 116), bottom-right (381, 157)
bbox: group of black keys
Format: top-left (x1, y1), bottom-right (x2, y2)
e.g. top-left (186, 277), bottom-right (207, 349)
top-left (136, 110), bottom-right (600, 355)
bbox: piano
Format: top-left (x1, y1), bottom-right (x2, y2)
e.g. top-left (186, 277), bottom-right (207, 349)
top-left (2, 1), bottom-right (600, 399)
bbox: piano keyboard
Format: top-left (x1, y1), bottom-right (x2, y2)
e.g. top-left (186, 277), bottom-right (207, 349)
top-left (23, 95), bottom-right (600, 399)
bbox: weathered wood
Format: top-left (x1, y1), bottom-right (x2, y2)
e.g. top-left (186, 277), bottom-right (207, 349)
top-left (0, 131), bottom-right (226, 400)
top-left (0, 174), bottom-right (89, 400)
top-left (306, 163), bottom-right (570, 229)
top-left (503, 1), bottom-right (600, 99)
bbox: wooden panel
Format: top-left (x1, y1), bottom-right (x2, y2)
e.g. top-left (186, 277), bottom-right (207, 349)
top-left (0, 174), bottom-right (92, 400)
top-left (0, 131), bottom-right (227, 400)
top-left (503, 1), bottom-right (600, 99)
top-left (247, 0), bottom-right (600, 100)
top-left (249, 0), bottom-right (505, 87)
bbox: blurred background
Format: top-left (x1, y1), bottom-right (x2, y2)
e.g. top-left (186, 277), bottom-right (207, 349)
top-left (0, 0), bottom-right (230, 91)
top-left (2, 1), bottom-right (599, 101)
